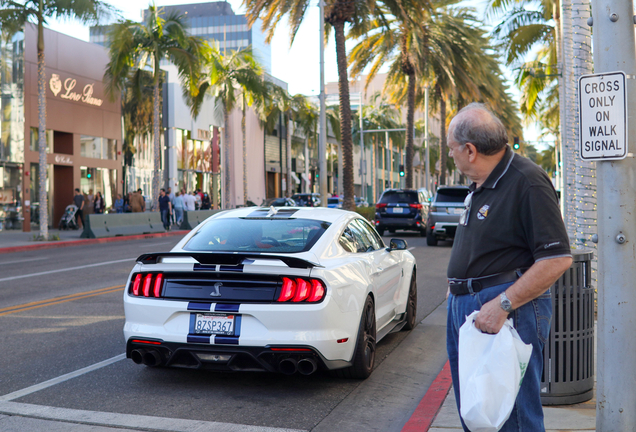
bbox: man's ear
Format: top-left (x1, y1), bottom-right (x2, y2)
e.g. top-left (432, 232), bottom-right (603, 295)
top-left (466, 142), bottom-right (478, 162)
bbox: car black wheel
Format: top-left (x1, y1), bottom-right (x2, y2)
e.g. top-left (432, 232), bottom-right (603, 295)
top-left (377, 228), bottom-right (385, 236)
top-left (334, 296), bottom-right (376, 379)
top-left (426, 228), bottom-right (438, 246)
top-left (403, 271), bottom-right (417, 331)
top-left (389, 229), bottom-right (396, 234)
top-left (420, 228), bottom-right (426, 237)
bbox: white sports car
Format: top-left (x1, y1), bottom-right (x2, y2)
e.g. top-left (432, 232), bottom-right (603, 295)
top-left (124, 207), bottom-right (417, 379)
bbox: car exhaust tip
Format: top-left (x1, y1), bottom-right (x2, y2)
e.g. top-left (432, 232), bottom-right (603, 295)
top-left (131, 349), bottom-right (146, 365)
top-left (297, 358), bottom-right (318, 375)
top-left (279, 358), bottom-right (298, 375)
top-left (142, 349), bottom-right (163, 367)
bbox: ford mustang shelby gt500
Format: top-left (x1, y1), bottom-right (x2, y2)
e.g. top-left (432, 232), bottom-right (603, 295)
top-left (124, 207), bottom-right (417, 379)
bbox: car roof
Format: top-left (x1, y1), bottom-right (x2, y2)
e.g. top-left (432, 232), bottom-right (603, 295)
top-left (208, 206), bottom-right (355, 224)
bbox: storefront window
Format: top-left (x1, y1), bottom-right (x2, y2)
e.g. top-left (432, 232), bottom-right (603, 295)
top-left (80, 135), bottom-right (117, 160)
top-left (0, 163), bottom-right (23, 229)
top-left (81, 166), bottom-right (118, 209)
top-left (30, 127), bottom-right (52, 152)
top-left (0, 29), bottom-right (25, 164)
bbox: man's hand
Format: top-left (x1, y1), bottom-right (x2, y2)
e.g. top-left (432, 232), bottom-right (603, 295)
top-left (474, 297), bottom-right (509, 334)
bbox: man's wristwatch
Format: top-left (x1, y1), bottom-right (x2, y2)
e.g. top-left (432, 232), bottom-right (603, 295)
top-left (500, 292), bottom-right (513, 313)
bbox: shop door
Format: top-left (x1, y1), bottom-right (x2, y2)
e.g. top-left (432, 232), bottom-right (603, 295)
top-left (53, 165), bottom-right (73, 227)
top-left (267, 172), bottom-right (277, 198)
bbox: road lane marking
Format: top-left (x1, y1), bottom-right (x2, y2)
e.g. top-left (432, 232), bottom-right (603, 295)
top-left (0, 257), bottom-right (48, 266)
top-left (0, 257), bottom-right (135, 282)
top-left (0, 354), bottom-right (126, 401)
top-left (0, 285), bottom-right (125, 316)
top-left (0, 401), bottom-right (306, 432)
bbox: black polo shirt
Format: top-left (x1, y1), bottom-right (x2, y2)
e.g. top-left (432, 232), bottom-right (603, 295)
top-left (447, 146), bottom-right (571, 279)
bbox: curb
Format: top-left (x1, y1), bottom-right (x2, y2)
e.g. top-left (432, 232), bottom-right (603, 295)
top-left (0, 230), bottom-right (189, 255)
top-left (401, 360), bottom-right (453, 432)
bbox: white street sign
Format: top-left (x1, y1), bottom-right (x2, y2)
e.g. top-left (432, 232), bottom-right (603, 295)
top-left (579, 71), bottom-right (627, 160)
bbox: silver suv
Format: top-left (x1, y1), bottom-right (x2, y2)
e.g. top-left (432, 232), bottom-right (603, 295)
top-left (425, 186), bottom-right (470, 246)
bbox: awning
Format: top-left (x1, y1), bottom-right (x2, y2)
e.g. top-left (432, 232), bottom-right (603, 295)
top-left (291, 172), bottom-right (300, 184)
top-left (301, 173), bottom-right (310, 183)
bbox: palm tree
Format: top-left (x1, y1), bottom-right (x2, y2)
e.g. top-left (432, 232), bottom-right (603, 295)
top-left (245, 0), bottom-right (381, 210)
top-left (190, 46), bottom-right (266, 207)
top-left (348, 2), bottom-right (427, 189)
top-left (0, 0), bottom-right (114, 238)
top-left (104, 5), bottom-right (206, 212)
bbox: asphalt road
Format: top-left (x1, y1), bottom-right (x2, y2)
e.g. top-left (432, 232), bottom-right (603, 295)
top-left (0, 233), bottom-right (453, 431)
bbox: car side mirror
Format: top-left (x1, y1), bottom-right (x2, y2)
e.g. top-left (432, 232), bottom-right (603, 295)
top-left (387, 238), bottom-right (408, 251)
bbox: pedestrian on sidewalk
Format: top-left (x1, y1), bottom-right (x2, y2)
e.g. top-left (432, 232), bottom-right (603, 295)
top-left (158, 188), bottom-right (172, 231)
top-left (93, 191), bottom-right (105, 214)
top-left (130, 189), bottom-right (145, 213)
top-left (182, 191), bottom-right (196, 212)
top-left (445, 103), bottom-right (572, 431)
top-left (173, 191), bottom-right (184, 226)
top-left (73, 188), bottom-right (84, 228)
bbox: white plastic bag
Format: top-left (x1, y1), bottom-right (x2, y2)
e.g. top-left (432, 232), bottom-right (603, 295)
top-left (458, 311), bottom-right (533, 432)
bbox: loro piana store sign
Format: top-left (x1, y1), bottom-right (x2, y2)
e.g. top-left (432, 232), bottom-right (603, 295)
top-left (49, 73), bottom-right (103, 107)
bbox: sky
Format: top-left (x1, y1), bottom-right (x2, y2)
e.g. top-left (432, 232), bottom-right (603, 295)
top-left (44, 0), bottom-right (545, 144)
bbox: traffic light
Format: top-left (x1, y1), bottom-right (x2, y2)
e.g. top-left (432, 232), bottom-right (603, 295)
top-left (399, 164), bottom-right (405, 177)
top-left (513, 137), bottom-right (520, 150)
top-left (86, 168), bottom-right (93, 179)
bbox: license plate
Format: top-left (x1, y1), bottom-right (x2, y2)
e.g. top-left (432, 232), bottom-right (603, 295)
top-left (453, 208), bottom-right (464, 214)
top-left (194, 313), bottom-right (235, 335)
top-left (392, 207), bottom-right (404, 213)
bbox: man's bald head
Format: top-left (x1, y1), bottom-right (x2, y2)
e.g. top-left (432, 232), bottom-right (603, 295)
top-left (449, 103), bottom-right (509, 156)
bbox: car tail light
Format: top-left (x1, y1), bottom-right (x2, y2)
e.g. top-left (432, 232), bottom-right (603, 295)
top-left (293, 278), bottom-right (311, 302)
top-left (279, 277), bottom-right (296, 302)
top-left (129, 273), bottom-right (164, 298)
top-left (307, 279), bottom-right (326, 302)
top-left (131, 274), bottom-right (142, 296)
top-left (375, 203), bottom-right (387, 209)
top-left (153, 273), bottom-right (164, 298)
top-left (409, 203), bottom-right (423, 209)
top-left (278, 277), bottom-right (326, 303)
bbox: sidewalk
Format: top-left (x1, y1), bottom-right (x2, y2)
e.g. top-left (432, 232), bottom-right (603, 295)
top-left (0, 227), bottom-right (187, 254)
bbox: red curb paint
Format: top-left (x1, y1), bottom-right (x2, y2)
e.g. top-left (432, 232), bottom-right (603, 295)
top-left (0, 230), bottom-right (190, 255)
top-left (401, 360), bottom-right (453, 432)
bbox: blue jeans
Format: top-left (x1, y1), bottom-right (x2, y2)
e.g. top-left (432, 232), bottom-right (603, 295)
top-left (161, 210), bottom-right (170, 230)
top-left (447, 282), bottom-right (552, 432)
top-left (174, 208), bottom-right (183, 226)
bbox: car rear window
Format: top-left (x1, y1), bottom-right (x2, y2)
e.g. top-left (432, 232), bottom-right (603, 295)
top-left (379, 191), bottom-right (418, 203)
top-left (183, 218), bottom-right (331, 253)
top-left (328, 198), bottom-right (340, 204)
top-left (435, 189), bottom-right (469, 203)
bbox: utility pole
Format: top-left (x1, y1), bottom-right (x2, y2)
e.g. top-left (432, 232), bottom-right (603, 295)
top-left (591, 0), bottom-right (636, 430)
top-left (318, 0), bottom-right (328, 206)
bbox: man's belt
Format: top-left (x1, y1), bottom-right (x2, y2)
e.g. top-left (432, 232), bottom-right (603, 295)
top-left (448, 269), bottom-right (527, 296)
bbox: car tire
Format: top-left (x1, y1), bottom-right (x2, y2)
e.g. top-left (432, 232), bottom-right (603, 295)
top-left (377, 228), bottom-right (385, 236)
top-left (389, 229), bottom-right (396, 234)
top-left (419, 228), bottom-right (426, 237)
top-left (426, 229), bottom-right (438, 246)
top-left (403, 270), bottom-right (417, 331)
top-left (334, 295), bottom-right (376, 379)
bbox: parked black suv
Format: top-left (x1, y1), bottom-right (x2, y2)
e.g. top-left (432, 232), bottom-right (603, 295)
top-left (374, 189), bottom-right (428, 236)
top-left (425, 186), bottom-right (470, 246)
top-left (291, 193), bottom-right (321, 207)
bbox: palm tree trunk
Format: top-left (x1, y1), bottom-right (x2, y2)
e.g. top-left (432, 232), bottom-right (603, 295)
top-left (224, 107), bottom-right (230, 208)
top-left (333, 21), bottom-right (354, 210)
top-left (287, 116), bottom-right (293, 197)
top-left (405, 74), bottom-right (415, 189)
top-left (438, 87), bottom-right (447, 186)
top-left (372, 136), bottom-right (376, 202)
top-left (37, 7), bottom-right (48, 238)
top-left (242, 97), bottom-right (247, 206)
top-left (152, 69), bottom-right (161, 212)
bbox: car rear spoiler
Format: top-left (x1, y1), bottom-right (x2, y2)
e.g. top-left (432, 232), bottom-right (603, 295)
top-left (136, 252), bottom-right (322, 269)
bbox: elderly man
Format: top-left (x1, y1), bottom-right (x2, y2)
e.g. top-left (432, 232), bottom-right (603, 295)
top-left (445, 103), bottom-right (572, 431)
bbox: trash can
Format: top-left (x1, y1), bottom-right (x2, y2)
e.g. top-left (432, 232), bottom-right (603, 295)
top-left (541, 249), bottom-right (595, 405)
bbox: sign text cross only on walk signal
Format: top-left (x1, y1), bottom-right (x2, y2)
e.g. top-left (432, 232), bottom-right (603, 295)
top-left (579, 71), bottom-right (627, 160)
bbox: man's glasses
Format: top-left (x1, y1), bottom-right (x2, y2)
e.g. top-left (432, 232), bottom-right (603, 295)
top-left (459, 192), bottom-right (474, 226)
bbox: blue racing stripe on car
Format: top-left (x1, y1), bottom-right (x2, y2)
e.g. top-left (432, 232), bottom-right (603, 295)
top-left (234, 315), bottom-right (242, 337)
top-left (214, 335), bottom-right (239, 345)
top-left (187, 334), bottom-right (212, 344)
top-left (215, 303), bottom-right (240, 313)
top-left (219, 265), bottom-right (244, 272)
top-left (187, 302), bottom-right (212, 311)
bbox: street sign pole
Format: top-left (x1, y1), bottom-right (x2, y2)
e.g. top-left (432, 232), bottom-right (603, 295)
top-left (591, 1), bottom-right (636, 429)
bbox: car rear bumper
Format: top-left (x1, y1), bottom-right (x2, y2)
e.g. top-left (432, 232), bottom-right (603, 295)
top-left (123, 296), bottom-right (359, 366)
top-left (374, 217), bottom-right (424, 231)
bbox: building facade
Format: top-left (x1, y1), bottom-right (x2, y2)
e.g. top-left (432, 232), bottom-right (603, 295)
top-left (0, 24), bottom-right (121, 232)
